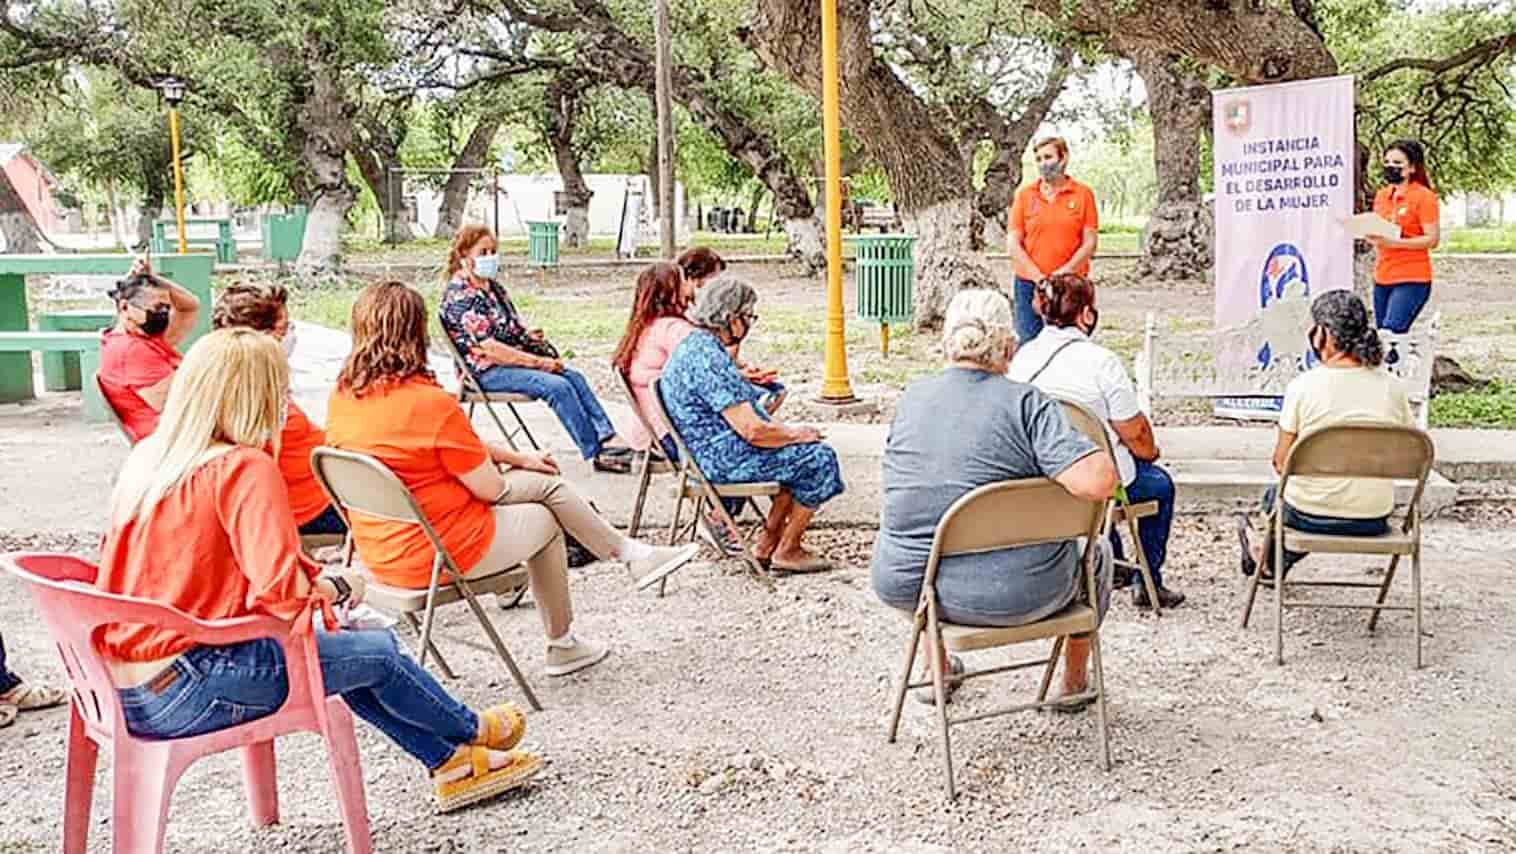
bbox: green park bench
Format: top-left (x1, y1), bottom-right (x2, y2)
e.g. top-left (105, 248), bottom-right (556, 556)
top-left (0, 253), bottom-right (213, 422)
top-left (0, 332), bottom-right (106, 421)
top-left (151, 218), bottom-right (238, 265)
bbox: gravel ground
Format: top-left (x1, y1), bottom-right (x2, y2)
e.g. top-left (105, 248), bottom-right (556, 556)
top-left (3, 505), bottom-right (1515, 853)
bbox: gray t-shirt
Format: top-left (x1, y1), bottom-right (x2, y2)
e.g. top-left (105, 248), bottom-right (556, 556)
top-left (870, 368), bottom-right (1098, 625)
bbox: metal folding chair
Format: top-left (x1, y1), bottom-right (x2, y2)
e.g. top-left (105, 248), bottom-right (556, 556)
top-left (1058, 399), bottom-right (1164, 616)
top-left (884, 477), bottom-right (1112, 799)
top-left (1240, 424), bottom-right (1435, 668)
top-left (437, 328), bottom-right (540, 452)
top-left (650, 378), bottom-right (778, 576)
top-left (309, 446), bottom-right (541, 710)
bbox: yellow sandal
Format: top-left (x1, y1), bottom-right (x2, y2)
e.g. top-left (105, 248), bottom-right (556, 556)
top-left (473, 703), bottom-right (526, 751)
top-left (432, 746), bottom-right (543, 813)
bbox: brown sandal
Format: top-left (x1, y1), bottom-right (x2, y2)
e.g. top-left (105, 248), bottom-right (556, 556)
top-left (472, 703), bottom-right (526, 751)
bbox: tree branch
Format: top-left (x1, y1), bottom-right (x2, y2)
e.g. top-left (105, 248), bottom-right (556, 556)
top-left (1361, 32), bottom-right (1516, 83)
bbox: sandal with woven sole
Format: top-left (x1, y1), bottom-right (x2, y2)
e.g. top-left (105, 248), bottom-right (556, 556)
top-left (433, 747), bottom-right (543, 813)
top-left (472, 703), bottom-right (526, 751)
top-left (1046, 688), bottom-right (1097, 714)
top-left (0, 682), bottom-right (67, 712)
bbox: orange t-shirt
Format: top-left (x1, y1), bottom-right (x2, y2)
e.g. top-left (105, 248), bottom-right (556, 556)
top-left (325, 376), bottom-right (494, 588)
top-left (96, 447), bottom-right (321, 663)
top-left (98, 328), bottom-right (182, 441)
top-left (1373, 183), bottom-right (1438, 285)
top-left (275, 400), bottom-right (331, 526)
top-left (1009, 178), bottom-right (1099, 281)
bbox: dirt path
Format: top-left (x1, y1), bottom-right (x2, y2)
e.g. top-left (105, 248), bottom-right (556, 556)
top-left (2, 505), bottom-right (1514, 852)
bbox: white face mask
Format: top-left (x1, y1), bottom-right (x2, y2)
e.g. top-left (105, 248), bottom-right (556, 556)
top-left (281, 325), bottom-right (298, 359)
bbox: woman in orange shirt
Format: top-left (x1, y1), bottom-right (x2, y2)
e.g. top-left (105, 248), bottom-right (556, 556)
top-left (326, 283), bottom-right (698, 678)
top-left (211, 282), bottom-right (345, 536)
top-left (97, 328), bottom-right (541, 812)
top-left (1368, 139), bottom-right (1440, 334)
top-left (1007, 136), bottom-right (1100, 344)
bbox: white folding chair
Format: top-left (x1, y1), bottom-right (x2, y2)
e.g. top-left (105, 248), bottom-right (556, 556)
top-left (1058, 399), bottom-right (1164, 616)
top-left (310, 446), bottom-right (541, 710)
top-left (1239, 424), bottom-right (1435, 668)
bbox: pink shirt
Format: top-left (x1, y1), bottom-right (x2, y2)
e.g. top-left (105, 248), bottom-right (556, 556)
top-left (624, 317), bottom-right (697, 451)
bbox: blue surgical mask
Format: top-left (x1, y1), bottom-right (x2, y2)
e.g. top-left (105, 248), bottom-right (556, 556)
top-left (472, 254), bottom-right (500, 281)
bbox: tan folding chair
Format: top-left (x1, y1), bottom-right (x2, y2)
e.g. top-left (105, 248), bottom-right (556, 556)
top-left (309, 446), bottom-right (541, 710)
top-left (885, 478), bottom-right (1112, 799)
top-left (650, 378), bottom-right (779, 576)
top-left (1239, 424), bottom-right (1435, 668)
top-left (1058, 399), bottom-right (1164, 616)
top-left (614, 367), bottom-right (667, 540)
top-left (438, 328), bottom-right (541, 452)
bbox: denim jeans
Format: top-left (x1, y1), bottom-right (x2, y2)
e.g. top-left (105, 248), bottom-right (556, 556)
top-left (0, 633), bottom-right (21, 694)
top-left (1012, 277), bottom-right (1044, 344)
top-left (477, 365), bottom-right (615, 460)
top-left (1109, 460), bottom-right (1175, 588)
top-left (297, 504), bottom-right (348, 536)
top-left (117, 629), bottom-right (478, 770)
top-left (1260, 485), bottom-right (1390, 574)
top-left (1373, 282), bottom-right (1432, 334)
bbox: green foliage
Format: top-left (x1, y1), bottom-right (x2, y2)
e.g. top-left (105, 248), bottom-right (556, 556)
top-left (1430, 380), bottom-right (1516, 428)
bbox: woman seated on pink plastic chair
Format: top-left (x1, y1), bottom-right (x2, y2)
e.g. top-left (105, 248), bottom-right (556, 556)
top-left (94, 327), bottom-right (540, 813)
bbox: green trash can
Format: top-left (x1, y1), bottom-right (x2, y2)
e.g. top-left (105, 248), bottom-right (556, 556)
top-left (526, 221), bottom-right (561, 269)
top-left (262, 205), bottom-right (308, 264)
top-left (851, 234), bottom-right (916, 355)
top-left (39, 310), bottom-right (115, 391)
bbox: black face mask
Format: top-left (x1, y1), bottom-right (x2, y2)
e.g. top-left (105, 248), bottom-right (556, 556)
top-left (1308, 325), bottom-right (1325, 362)
top-left (1382, 165), bottom-right (1405, 185)
top-left (1081, 308), bottom-right (1100, 338)
top-left (139, 307), bottom-right (171, 336)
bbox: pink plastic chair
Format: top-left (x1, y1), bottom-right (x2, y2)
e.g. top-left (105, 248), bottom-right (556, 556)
top-left (1, 553), bottom-right (372, 854)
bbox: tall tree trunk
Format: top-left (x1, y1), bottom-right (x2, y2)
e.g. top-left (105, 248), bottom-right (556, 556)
top-left (0, 169), bottom-right (43, 253)
top-left (295, 68), bottom-right (357, 274)
top-left (434, 117), bottom-right (502, 240)
top-left (1127, 46), bottom-right (1214, 281)
top-left (136, 171), bottom-right (167, 249)
top-left (745, 0), bottom-right (997, 327)
top-left (353, 113), bottom-right (409, 245)
top-left (745, 184), bottom-right (765, 233)
top-left (645, 95), bottom-right (660, 221)
top-left (546, 77), bottom-right (594, 248)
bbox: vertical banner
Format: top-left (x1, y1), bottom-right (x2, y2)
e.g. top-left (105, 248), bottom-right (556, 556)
top-left (1212, 75), bottom-right (1355, 418)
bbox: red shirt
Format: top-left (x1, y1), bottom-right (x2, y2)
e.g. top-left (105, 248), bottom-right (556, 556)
top-left (96, 447), bottom-right (321, 662)
top-left (1372, 183), bottom-right (1439, 285)
top-left (1009, 178), bottom-right (1099, 281)
top-left (98, 327), bottom-right (182, 441)
top-left (274, 400), bottom-right (332, 526)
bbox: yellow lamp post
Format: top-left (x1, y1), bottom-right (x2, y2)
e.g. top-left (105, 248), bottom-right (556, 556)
top-left (818, 0), bottom-right (855, 402)
top-left (156, 77), bottom-right (189, 254)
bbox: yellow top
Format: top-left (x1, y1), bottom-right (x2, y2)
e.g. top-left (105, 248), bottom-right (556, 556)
top-left (1279, 365), bottom-right (1414, 518)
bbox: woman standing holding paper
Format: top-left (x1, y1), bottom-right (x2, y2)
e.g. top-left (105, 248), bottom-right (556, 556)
top-left (1368, 140), bottom-right (1440, 333)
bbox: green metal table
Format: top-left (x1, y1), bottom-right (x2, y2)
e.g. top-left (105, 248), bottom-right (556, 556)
top-left (0, 253), bottom-right (214, 403)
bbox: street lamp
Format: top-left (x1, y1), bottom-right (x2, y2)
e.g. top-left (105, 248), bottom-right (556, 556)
top-left (155, 76), bottom-right (189, 254)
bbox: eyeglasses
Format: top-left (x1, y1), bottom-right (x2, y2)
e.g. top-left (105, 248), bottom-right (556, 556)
top-left (742, 312), bottom-right (759, 326)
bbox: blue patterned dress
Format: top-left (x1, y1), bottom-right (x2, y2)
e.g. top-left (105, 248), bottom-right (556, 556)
top-left (659, 331), bottom-right (844, 509)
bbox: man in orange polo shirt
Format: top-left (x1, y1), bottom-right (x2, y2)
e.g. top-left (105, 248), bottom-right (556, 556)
top-left (1008, 136), bottom-right (1100, 343)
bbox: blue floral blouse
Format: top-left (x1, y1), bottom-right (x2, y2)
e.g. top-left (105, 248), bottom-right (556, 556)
top-left (439, 277), bottom-right (530, 373)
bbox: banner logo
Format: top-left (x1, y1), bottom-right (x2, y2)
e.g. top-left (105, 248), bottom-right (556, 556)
top-left (1222, 99), bottom-right (1251, 136)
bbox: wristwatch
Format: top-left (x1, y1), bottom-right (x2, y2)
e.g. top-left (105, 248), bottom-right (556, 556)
top-left (329, 576), bottom-right (352, 606)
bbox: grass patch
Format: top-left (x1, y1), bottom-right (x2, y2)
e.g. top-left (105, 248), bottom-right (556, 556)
top-left (1430, 380), bottom-right (1516, 428)
top-left (1438, 226), bottom-right (1516, 254)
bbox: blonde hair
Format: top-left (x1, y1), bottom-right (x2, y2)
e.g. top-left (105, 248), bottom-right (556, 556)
top-left (943, 288), bottom-right (1015, 366)
top-left (1034, 136), bottom-right (1069, 161)
top-left (109, 328), bottom-right (289, 526)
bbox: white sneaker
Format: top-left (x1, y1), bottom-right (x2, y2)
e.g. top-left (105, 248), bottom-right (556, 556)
top-left (627, 543), bottom-right (700, 591)
top-left (544, 637), bottom-right (610, 677)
